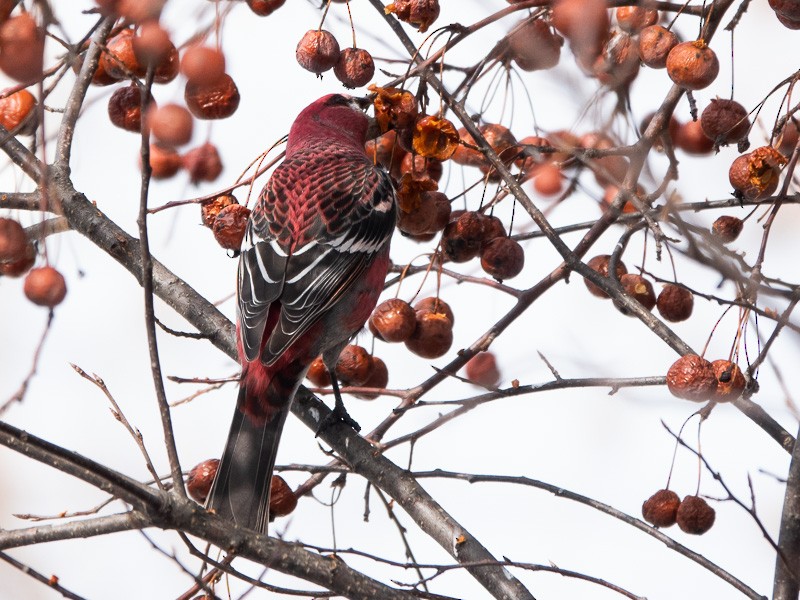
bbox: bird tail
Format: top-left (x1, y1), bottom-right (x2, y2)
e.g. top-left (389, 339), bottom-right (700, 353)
top-left (207, 384), bottom-right (289, 534)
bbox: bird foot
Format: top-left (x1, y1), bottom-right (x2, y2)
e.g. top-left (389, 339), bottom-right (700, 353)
top-left (316, 402), bottom-right (361, 437)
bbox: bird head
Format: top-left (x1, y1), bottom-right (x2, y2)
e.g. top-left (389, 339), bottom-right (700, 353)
top-left (287, 94), bottom-right (372, 154)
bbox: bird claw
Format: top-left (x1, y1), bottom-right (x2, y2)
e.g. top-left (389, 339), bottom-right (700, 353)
top-left (316, 403), bottom-right (361, 437)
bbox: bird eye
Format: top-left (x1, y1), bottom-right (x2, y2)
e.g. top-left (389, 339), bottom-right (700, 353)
top-left (324, 94), bottom-right (351, 107)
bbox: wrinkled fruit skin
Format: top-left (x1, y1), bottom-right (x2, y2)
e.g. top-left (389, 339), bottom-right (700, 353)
top-left (656, 284), bottom-right (694, 322)
top-left (212, 204), bottom-right (250, 250)
top-left (729, 146), bottom-right (785, 201)
top-left (642, 489), bottom-right (681, 528)
top-left (711, 215), bottom-right (743, 243)
top-left (617, 274), bottom-right (656, 313)
top-left (666, 354), bottom-right (717, 402)
top-left (369, 298), bottom-right (416, 342)
top-left (108, 85), bottom-right (153, 132)
top-left (386, 0), bottom-right (441, 33)
top-left (0, 217), bottom-right (27, 261)
top-left (480, 236), bottom-right (525, 281)
top-left (700, 99), bottom-right (750, 145)
top-left (296, 29), bottom-right (340, 74)
top-left (353, 356), bottom-right (389, 399)
top-left (269, 475), bottom-right (298, 517)
top-left (334, 47), bottom-right (375, 88)
top-left (676, 495), bottom-right (715, 534)
top-left (711, 359), bottom-right (746, 402)
top-left (185, 74), bottom-right (240, 120)
top-left (405, 309), bottom-right (453, 359)
top-left (585, 254), bottom-right (627, 298)
top-left (335, 344), bottom-right (373, 386)
top-left (638, 25), bottom-right (678, 69)
top-left (666, 40), bottom-right (719, 90)
top-left (201, 194), bottom-right (238, 228)
top-left (186, 458), bottom-right (219, 503)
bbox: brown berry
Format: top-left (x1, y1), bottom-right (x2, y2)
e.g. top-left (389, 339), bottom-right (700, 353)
top-left (24, 266), bottom-right (67, 307)
top-left (269, 475), bottom-right (297, 517)
top-left (0, 88), bottom-right (37, 134)
top-left (584, 254), bottom-right (627, 298)
top-left (353, 356), bottom-right (389, 400)
top-left (711, 359), bottom-right (746, 402)
top-left (212, 204), bottom-right (250, 251)
top-left (405, 309), bottom-right (454, 359)
top-left (306, 356), bottom-right (332, 387)
top-left (395, 172), bottom-right (437, 214)
top-left (369, 298), bottom-right (417, 343)
top-left (0, 14), bottom-right (44, 83)
top-left (428, 192), bottom-right (452, 232)
top-left (366, 130), bottom-right (405, 175)
top-left (656, 284), bottom-right (694, 322)
top-left (117, 0), bottom-right (165, 23)
top-left (246, 0), bottom-right (285, 16)
top-left (465, 352), bottom-right (500, 387)
top-left (711, 215), bottom-right (743, 243)
top-left (551, 0), bottom-right (610, 64)
top-left (616, 6), bottom-right (658, 33)
top-left (637, 25), bottom-right (678, 69)
top-left (133, 21), bottom-right (175, 67)
top-left (108, 84), bottom-right (154, 132)
top-left (480, 236), bottom-right (525, 281)
top-left (0, 239), bottom-right (35, 278)
top-left (182, 143), bottom-right (223, 183)
top-left (401, 153), bottom-right (443, 183)
top-left (398, 190), bottom-right (438, 235)
top-left (186, 458), bottom-right (219, 503)
top-left (593, 32), bottom-right (639, 89)
top-left (181, 45), bottom-right (226, 86)
top-left (617, 274), bottom-right (656, 313)
top-left (414, 296), bottom-right (454, 325)
top-left (482, 215), bottom-right (506, 244)
top-left (147, 143), bottom-right (182, 179)
top-left (700, 99), bottom-right (750, 145)
top-left (413, 115), bottom-right (460, 161)
top-left (101, 30), bottom-right (142, 80)
top-left (148, 104), bottom-right (193, 146)
top-left (201, 194), bottom-right (238, 228)
top-left (185, 73), bottom-right (240, 120)
top-left (506, 18), bottom-right (563, 71)
top-left (642, 489), bottom-right (680, 527)
top-left (674, 119), bottom-right (714, 155)
top-left (0, 217), bottom-right (27, 261)
top-left (335, 344), bottom-right (373, 386)
top-left (334, 47), bottom-right (375, 88)
top-left (676, 495), bottom-right (715, 534)
top-left (370, 85), bottom-right (418, 133)
top-left (385, 0), bottom-right (440, 33)
top-left (666, 354), bottom-right (717, 402)
top-left (532, 163), bottom-right (563, 196)
top-left (666, 40), bottom-right (719, 91)
top-left (296, 29), bottom-right (340, 74)
top-left (776, 118), bottom-right (800, 157)
top-left (729, 146), bottom-right (786, 200)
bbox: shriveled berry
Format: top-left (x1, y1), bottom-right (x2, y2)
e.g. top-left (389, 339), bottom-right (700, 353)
top-left (584, 254), bottom-right (627, 298)
top-left (148, 103), bottom-right (193, 146)
top-left (638, 25), bottom-right (678, 69)
top-left (506, 18), bottom-right (563, 71)
top-left (617, 274), bottom-right (656, 313)
top-left (414, 296), bottom-right (454, 325)
top-left (700, 99), bottom-right (750, 145)
top-left (0, 13), bottom-right (44, 83)
top-left (405, 309), bottom-right (453, 359)
top-left (711, 359), bottom-right (746, 402)
top-left (101, 29), bottom-right (143, 80)
top-left (336, 344), bottom-right (373, 386)
top-left (616, 6), bottom-right (658, 32)
top-left (369, 298), bottom-right (416, 343)
top-left (186, 458), bottom-right (219, 503)
top-left (185, 73), bottom-right (240, 120)
top-left (147, 144), bottom-right (182, 179)
top-left (675, 119), bottom-right (714, 155)
top-left (465, 352), bottom-right (500, 387)
top-left (395, 172), bottom-right (437, 213)
top-left (401, 153), bottom-right (443, 183)
top-left (201, 194), bottom-right (238, 228)
top-left (296, 29), bottom-right (340, 74)
top-left (385, 0), bottom-right (440, 33)
top-left (182, 143), bottom-right (223, 183)
top-left (711, 215), bottom-right (743, 243)
top-left (776, 118), bottom-right (800, 157)
top-left (24, 266), bottom-right (67, 307)
top-left (269, 475), bottom-right (297, 517)
top-left (306, 356), bottom-right (332, 387)
top-left (480, 236), bottom-right (525, 281)
top-left (0, 240), bottom-right (35, 277)
top-left (427, 191), bottom-right (452, 232)
top-left (676, 495), bottom-right (715, 534)
top-left (593, 31), bottom-right (639, 89)
top-left (482, 215), bottom-right (506, 244)
top-left (666, 354), bottom-right (717, 402)
top-left (334, 47), bottom-right (375, 88)
top-left (551, 0), bottom-right (609, 65)
top-left (353, 356), bottom-right (389, 400)
top-left (212, 204), bottom-right (250, 250)
top-left (181, 45), bottom-right (226, 86)
top-left (0, 217), bottom-right (27, 262)
top-left (370, 85), bottom-right (418, 133)
top-left (656, 284), bottom-right (694, 322)
top-left (729, 147), bottom-right (786, 200)
top-left (0, 89), bottom-right (37, 134)
top-left (413, 115), bottom-right (460, 161)
top-left (108, 84), bottom-right (154, 132)
top-left (366, 130), bottom-right (404, 175)
top-left (666, 40), bottom-right (719, 91)
top-left (642, 489), bottom-right (680, 527)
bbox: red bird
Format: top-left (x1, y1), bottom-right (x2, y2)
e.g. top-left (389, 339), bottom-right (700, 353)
top-left (207, 94), bottom-right (396, 533)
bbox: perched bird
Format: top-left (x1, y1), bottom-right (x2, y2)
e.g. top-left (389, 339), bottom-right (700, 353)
top-left (207, 94), bottom-right (396, 533)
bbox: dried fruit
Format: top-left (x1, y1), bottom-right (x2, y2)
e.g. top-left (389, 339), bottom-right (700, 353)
top-left (442, 211), bottom-right (488, 262)
top-left (101, 30), bottom-right (141, 80)
top-left (729, 147), bottom-right (786, 200)
top-left (117, 0), bottom-right (166, 23)
top-left (147, 143), bottom-right (182, 179)
top-left (656, 284), bottom-right (694, 322)
top-left (637, 25), bottom-right (678, 69)
top-left (452, 124), bottom-right (517, 168)
top-left (776, 118), bottom-right (800, 156)
top-left (711, 359), bottom-right (746, 402)
top-left (182, 143), bottom-right (223, 183)
top-left (551, 0), bottom-right (610, 65)
top-left (593, 31), bottom-right (639, 88)
top-left (385, 0), bottom-right (440, 33)
top-left (506, 18), bottom-right (563, 71)
top-left (201, 194), bottom-right (238, 228)
top-left (401, 153), bottom-right (443, 183)
top-left (334, 47), bottom-right (375, 88)
top-left (427, 191), bottom-right (452, 232)
top-left (584, 254), bottom-right (627, 298)
top-left (617, 273), bottom-right (656, 313)
top-left (148, 104), bottom-right (193, 146)
top-left (666, 40), bottom-right (719, 91)
top-left (108, 84), bottom-right (153, 132)
top-left (185, 73), bottom-right (240, 120)
top-left (405, 309), bottom-right (454, 358)
top-left (413, 115), bottom-right (459, 161)
top-left (24, 266), bottom-right (67, 307)
top-left (700, 99), bottom-right (750, 145)
top-left (181, 46), bottom-right (226, 86)
top-left (306, 356), bottom-right (332, 387)
top-left (212, 204), bottom-right (251, 250)
top-left (296, 29), bottom-right (340, 74)
top-left (269, 475), bottom-right (297, 517)
top-left (616, 6), bottom-right (658, 32)
top-left (642, 489), bottom-right (680, 527)
top-left (602, 184), bottom-right (640, 214)
top-left (0, 217), bottom-right (27, 261)
top-left (0, 13), bottom-right (44, 82)
top-left (335, 344), bottom-right (373, 386)
top-left (366, 130), bottom-right (404, 175)
top-left (395, 172), bottom-right (437, 213)
top-left (186, 458), bottom-right (219, 503)
top-left (369, 298), bottom-right (416, 342)
top-left (676, 495), bottom-right (715, 534)
top-left (133, 21), bottom-right (174, 66)
top-left (480, 236), bottom-right (525, 281)
top-left (465, 352), bottom-right (500, 387)
top-left (0, 239), bottom-right (35, 278)
top-left (398, 191), bottom-right (438, 235)
top-left (0, 89), bottom-right (37, 134)
top-left (370, 85), bottom-right (418, 133)
top-left (246, 0), bottom-right (285, 16)
top-left (711, 215), bottom-right (743, 243)
top-left (666, 354), bottom-right (717, 402)
top-left (353, 356), bottom-right (389, 399)
top-left (674, 119), bottom-right (714, 155)
top-left (414, 296), bottom-right (454, 325)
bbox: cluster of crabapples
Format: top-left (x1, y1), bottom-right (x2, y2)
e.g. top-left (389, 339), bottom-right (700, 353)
top-left (642, 488), bottom-right (715, 535)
